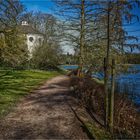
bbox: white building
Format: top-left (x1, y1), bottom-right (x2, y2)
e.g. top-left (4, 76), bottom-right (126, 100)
top-left (19, 21), bottom-right (44, 57)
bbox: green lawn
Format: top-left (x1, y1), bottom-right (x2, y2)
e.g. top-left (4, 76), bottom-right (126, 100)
top-left (0, 70), bottom-right (60, 117)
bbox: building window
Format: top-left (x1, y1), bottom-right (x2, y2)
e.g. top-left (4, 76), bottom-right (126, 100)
top-left (29, 37), bottom-right (34, 42)
top-left (39, 38), bottom-right (42, 44)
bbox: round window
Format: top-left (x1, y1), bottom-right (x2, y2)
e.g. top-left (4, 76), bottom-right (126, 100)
top-left (29, 37), bottom-right (34, 42)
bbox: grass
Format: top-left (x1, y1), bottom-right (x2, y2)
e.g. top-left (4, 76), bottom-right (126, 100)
top-left (92, 77), bottom-right (104, 85)
top-left (73, 107), bottom-right (111, 140)
top-left (84, 121), bottom-right (112, 140)
top-left (0, 70), bottom-right (61, 117)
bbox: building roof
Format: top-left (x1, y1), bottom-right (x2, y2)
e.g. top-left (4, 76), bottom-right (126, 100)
top-left (18, 24), bottom-right (43, 35)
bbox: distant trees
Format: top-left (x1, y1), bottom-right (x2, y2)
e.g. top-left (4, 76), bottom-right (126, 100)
top-left (60, 53), bottom-right (78, 65)
top-left (126, 53), bottom-right (140, 64)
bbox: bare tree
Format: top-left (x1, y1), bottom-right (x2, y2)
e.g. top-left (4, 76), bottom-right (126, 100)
top-left (94, 0), bottom-right (140, 129)
top-left (54, 0), bottom-right (98, 74)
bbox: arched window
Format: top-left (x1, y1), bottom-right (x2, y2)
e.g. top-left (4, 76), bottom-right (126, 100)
top-left (29, 37), bottom-right (34, 42)
top-left (39, 38), bottom-right (42, 44)
top-left (39, 38), bottom-right (42, 43)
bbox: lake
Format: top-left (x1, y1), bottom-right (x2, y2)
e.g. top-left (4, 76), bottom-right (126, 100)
top-left (115, 65), bottom-right (140, 105)
top-left (60, 64), bottom-right (140, 105)
top-left (60, 65), bottom-right (79, 70)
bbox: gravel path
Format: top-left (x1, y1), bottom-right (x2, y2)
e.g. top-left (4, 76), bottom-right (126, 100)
top-left (0, 75), bottom-right (88, 139)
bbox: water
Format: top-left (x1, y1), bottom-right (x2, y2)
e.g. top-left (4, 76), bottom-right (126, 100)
top-left (60, 65), bottom-right (79, 70)
top-left (60, 64), bottom-right (140, 105)
top-left (116, 65), bottom-right (140, 105)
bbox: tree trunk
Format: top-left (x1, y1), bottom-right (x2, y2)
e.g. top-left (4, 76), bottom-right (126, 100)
top-left (78, 0), bottom-right (85, 77)
top-left (109, 59), bottom-right (115, 133)
top-left (104, 1), bottom-right (111, 128)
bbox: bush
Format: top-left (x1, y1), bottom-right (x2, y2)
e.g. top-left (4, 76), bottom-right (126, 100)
top-left (70, 75), bottom-right (140, 138)
top-left (31, 43), bottom-right (61, 70)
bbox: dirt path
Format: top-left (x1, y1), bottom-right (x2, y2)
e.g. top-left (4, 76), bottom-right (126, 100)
top-left (0, 75), bottom-right (88, 139)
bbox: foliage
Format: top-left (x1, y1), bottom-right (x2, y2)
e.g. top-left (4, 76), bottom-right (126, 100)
top-left (0, 30), bottom-right (28, 68)
top-left (0, 0), bottom-right (24, 29)
top-left (0, 0), bottom-right (29, 69)
top-left (31, 43), bottom-right (62, 70)
top-left (125, 53), bottom-right (140, 64)
top-left (85, 122), bottom-right (111, 140)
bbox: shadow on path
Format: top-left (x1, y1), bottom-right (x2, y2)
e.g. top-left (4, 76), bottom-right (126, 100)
top-left (0, 75), bottom-right (88, 139)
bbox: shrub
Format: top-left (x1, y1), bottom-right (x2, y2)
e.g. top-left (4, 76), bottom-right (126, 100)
top-left (70, 75), bottom-right (140, 138)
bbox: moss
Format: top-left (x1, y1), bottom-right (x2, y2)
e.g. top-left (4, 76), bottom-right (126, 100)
top-left (92, 78), bottom-right (104, 85)
top-left (84, 121), bottom-right (112, 140)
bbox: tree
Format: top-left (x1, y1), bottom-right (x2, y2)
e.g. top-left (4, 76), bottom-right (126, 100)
top-left (0, 0), bottom-right (28, 68)
top-left (30, 12), bottom-right (62, 70)
top-left (94, 0), bottom-right (140, 130)
top-left (55, 0), bottom-right (140, 130)
top-left (31, 43), bottom-right (61, 70)
top-left (126, 53), bottom-right (140, 64)
top-left (54, 0), bottom-right (99, 74)
top-left (0, 0), bottom-right (24, 32)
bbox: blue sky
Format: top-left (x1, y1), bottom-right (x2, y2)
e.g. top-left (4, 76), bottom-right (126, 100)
top-left (20, 0), bottom-right (140, 53)
top-left (20, 0), bottom-right (75, 54)
top-left (125, 6), bottom-right (140, 53)
top-left (20, 0), bottom-right (140, 36)
top-left (20, 0), bottom-right (55, 14)
top-left (126, 7), bottom-right (140, 38)
top-left (20, 0), bottom-right (140, 31)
